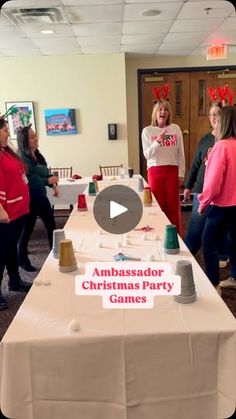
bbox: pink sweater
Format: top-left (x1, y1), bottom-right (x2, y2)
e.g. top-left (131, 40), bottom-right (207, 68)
top-left (198, 138), bottom-right (236, 212)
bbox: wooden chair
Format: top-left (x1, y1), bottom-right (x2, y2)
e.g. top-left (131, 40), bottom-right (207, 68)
top-left (49, 167), bottom-right (72, 178)
top-left (48, 166), bottom-right (73, 216)
top-left (99, 164), bottom-right (123, 177)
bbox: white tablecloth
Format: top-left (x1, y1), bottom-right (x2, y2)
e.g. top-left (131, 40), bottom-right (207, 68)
top-left (0, 189), bottom-right (236, 419)
top-left (47, 179), bottom-right (88, 206)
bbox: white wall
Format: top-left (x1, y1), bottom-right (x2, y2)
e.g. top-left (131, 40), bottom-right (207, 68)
top-left (126, 53), bottom-right (236, 173)
top-left (0, 53), bottom-right (128, 176)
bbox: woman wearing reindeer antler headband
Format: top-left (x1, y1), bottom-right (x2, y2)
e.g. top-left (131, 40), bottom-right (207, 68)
top-left (184, 86), bottom-right (233, 271)
top-left (142, 84), bottom-right (185, 235)
top-left (198, 105), bottom-right (236, 292)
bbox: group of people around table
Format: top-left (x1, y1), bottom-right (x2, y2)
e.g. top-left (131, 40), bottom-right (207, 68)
top-left (1, 89), bottom-right (236, 310)
top-left (0, 120), bottom-right (58, 310)
top-left (142, 88), bottom-right (236, 294)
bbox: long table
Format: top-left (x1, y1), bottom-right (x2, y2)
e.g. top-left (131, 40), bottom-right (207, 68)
top-left (0, 182), bottom-right (236, 419)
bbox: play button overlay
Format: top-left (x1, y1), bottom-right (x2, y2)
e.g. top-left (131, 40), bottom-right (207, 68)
top-left (93, 185), bottom-right (143, 234)
top-left (110, 201), bottom-right (127, 219)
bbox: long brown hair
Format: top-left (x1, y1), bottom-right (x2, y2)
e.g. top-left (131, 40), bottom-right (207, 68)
top-left (220, 106), bottom-right (236, 139)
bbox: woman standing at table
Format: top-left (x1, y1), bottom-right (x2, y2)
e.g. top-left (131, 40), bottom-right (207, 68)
top-left (17, 125), bottom-right (58, 271)
top-left (184, 102), bottom-right (224, 254)
top-left (142, 90), bottom-right (185, 235)
top-left (0, 118), bottom-right (31, 310)
top-left (198, 106), bottom-right (236, 291)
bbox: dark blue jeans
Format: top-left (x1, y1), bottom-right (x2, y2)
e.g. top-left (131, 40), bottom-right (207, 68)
top-left (202, 205), bottom-right (236, 285)
top-left (185, 193), bottom-right (229, 259)
top-left (185, 193), bottom-right (206, 255)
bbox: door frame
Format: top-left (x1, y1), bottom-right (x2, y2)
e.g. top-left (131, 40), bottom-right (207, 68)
top-left (138, 64), bottom-right (236, 178)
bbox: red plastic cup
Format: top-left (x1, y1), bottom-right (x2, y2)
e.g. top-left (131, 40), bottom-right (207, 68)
top-left (77, 194), bottom-right (88, 211)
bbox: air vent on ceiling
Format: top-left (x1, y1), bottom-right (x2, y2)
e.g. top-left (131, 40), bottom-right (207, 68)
top-left (3, 7), bottom-right (67, 25)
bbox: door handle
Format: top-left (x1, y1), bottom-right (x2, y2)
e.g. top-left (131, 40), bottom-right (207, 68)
top-left (183, 129), bottom-right (189, 135)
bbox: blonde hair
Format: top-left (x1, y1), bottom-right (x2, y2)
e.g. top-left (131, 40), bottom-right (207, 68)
top-left (151, 100), bottom-right (172, 126)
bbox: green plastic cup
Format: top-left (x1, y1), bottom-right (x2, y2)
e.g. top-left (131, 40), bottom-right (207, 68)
top-left (164, 224), bottom-right (180, 254)
top-left (88, 181), bottom-right (97, 196)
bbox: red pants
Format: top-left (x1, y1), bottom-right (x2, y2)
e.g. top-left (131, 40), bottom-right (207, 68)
top-left (148, 165), bottom-right (182, 236)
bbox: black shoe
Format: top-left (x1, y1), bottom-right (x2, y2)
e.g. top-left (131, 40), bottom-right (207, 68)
top-left (0, 294), bottom-right (8, 310)
top-left (9, 280), bottom-right (32, 292)
top-left (20, 262), bottom-right (37, 272)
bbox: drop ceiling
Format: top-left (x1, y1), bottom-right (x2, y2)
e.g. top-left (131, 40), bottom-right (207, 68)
top-left (0, 0), bottom-right (235, 57)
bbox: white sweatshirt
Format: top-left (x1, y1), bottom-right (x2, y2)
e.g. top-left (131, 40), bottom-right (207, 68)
top-left (142, 124), bottom-right (185, 178)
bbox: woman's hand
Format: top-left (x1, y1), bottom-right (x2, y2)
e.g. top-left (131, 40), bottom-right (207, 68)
top-left (183, 188), bottom-right (191, 200)
top-left (156, 130), bottom-right (166, 146)
top-left (48, 175), bottom-right (59, 185)
top-left (198, 207), bottom-right (204, 215)
top-left (178, 177), bottom-right (184, 187)
top-left (0, 205), bottom-right (10, 223)
top-left (52, 184), bottom-right (59, 197)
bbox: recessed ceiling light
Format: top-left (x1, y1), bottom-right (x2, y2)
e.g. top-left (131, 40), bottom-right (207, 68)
top-left (140, 9), bottom-right (161, 17)
top-left (40, 29), bottom-right (54, 35)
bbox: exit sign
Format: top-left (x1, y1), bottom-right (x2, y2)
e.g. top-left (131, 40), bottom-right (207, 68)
top-left (207, 44), bottom-right (227, 60)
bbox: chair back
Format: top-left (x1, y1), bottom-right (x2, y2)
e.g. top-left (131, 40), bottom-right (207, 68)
top-left (49, 167), bottom-right (72, 178)
top-left (99, 164), bottom-right (123, 176)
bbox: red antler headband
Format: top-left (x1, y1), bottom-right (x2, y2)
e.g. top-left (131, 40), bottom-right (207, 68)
top-left (153, 83), bottom-right (171, 101)
top-left (207, 84), bottom-right (234, 106)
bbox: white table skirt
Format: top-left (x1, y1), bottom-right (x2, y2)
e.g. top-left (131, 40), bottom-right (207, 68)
top-left (0, 189), bottom-right (236, 419)
top-left (46, 175), bottom-right (142, 206)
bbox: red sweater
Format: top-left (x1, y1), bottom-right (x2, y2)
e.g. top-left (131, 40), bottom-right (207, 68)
top-left (0, 150), bottom-right (30, 221)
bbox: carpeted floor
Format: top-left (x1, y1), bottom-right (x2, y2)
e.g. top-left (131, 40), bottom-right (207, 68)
top-left (0, 211), bottom-right (236, 419)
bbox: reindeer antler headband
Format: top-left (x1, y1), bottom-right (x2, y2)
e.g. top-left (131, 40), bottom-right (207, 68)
top-left (207, 84), bottom-right (234, 106)
top-left (153, 83), bottom-right (171, 102)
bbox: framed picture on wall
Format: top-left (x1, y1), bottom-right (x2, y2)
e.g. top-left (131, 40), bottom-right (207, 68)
top-left (5, 101), bottom-right (36, 140)
top-left (44, 108), bottom-right (77, 136)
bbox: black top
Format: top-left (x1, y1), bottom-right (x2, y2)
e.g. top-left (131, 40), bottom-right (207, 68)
top-left (185, 132), bottom-right (215, 193)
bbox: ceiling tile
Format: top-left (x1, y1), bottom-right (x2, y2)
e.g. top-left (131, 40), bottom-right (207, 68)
top-left (62, 0), bottom-right (123, 4)
top-left (178, 1), bottom-right (234, 19)
top-left (124, 2), bottom-right (183, 20)
top-left (19, 23), bottom-right (74, 37)
top-left (121, 44), bottom-right (157, 53)
top-left (80, 45), bottom-right (120, 53)
top-left (67, 5), bottom-right (123, 23)
top-left (217, 16), bottom-right (236, 30)
top-left (201, 30), bottom-right (236, 45)
top-left (0, 38), bottom-right (35, 48)
top-left (39, 46), bottom-right (81, 55)
top-left (170, 17), bottom-right (225, 32)
top-left (0, 48), bottom-right (43, 57)
top-left (77, 35), bottom-right (120, 46)
top-left (157, 43), bottom-right (195, 54)
top-left (122, 20), bottom-right (173, 34)
top-left (31, 37), bottom-right (79, 48)
top-left (122, 34), bottom-right (164, 44)
top-left (164, 31), bottom-right (210, 43)
top-left (72, 22), bottom-right (121, 36)
top-left (3, 0), bottom-right (60, 8)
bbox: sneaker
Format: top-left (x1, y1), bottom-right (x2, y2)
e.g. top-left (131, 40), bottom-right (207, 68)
top-left (0, 294), bottom-right (8, 310)
top-left (219, 277), bottom-right (236, 290)
top-left (9, 279), bottom-right (32, 292)
top-left (20, 262), bottom-right (37, 272)
top-left (219, 259), bottom-right (229, 269)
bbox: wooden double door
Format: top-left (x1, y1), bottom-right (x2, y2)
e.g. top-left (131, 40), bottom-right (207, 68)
top-left (139, 68), bottom-right (236, 180)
